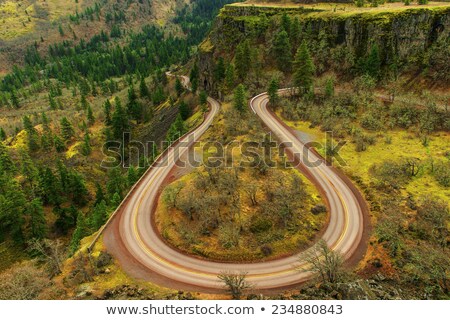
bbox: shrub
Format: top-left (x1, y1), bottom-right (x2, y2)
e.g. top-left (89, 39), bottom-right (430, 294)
top-left (249, 217), bottom-right (273, 234)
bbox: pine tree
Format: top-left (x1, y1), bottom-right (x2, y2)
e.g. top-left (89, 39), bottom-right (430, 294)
top-left (60, 117), bottom-right (75, 141)
top-left (281, 13), bottom-right (291, 35)
top-left (175, 78), bottom-right (184, 97)
top-left (199, 91), bottom-right (208, 108)
top-left (233, 84), bottom-right (247, 113)
top-left (94, 182), bottom-right (105, 205)
top-left (87, 105), bottom-right (95, 126)
top-left (70, 212), bottom-right (87, 254)
top-left (112, 97), bottom-right (130, 139)
top-left (225, 64), bottom-right (236, 91)
top-left (214, 57), bottom-right (226, 83)
top-left (103, 99), bottom-right (112, 125)
top-left (291, 17), bottom-right (302, 49)
top-left (293, 41), bottom-right (316, 95)
top-left (127, 165), bottom-right (138, 187)
top-left (139, 76), bottom-right (150, 98)
top-left (0, 127), bottom-right (6, 141)
top-left (111, 192), bottom-right (122, 208)
top-left (54, 135), bottom-right (66, 152)
top-left (81, 131), bottom-right (91, 156)
top-left (0, 142), bottom-right (15, 174)
top-left (28, 198), bottom-right (47, 240)
top-left (10, 90), bottom-right (20, 108)
top-left (166, 114), bottom-right (186, 143)
top-left (0, 174), bottom-right (26, 244)
top-left (325, 77), bottom-right (335, 98)
top-left (107, 167), bottom-right (126, 199)
top-left (38, 166), bottom-right (61, 206)
top-left (49, 94), bottom-right (57, 110)
top-left (268, 78), bottom-right (280, 107)
top-left (179, 101), bottom-right (191, 120)
top-left (90, 200), bottom-right (108, 230)
top-left (273, 30), bottom-right (292, 73)
top-left (235, 40), bottom-right (252, 80)
top-left (68, 171), bottom-right (88, 206)
top-left (126, 86), bottom-right (142, 123)
top-left (365, 44), bottom-right (381, 79)
top-left (23, 115), bottom-right (40, 152)
top-left (41, 112), bottom-right (50, 132)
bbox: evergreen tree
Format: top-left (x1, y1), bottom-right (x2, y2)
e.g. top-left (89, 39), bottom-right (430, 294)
top-left (291, 17), bottom-right (302, 49)
top-left (179, 101), bottom-right (191, 120)
top-left (60, 117), bottom-right (75, 141)
top-left (103, 99), bottom-right (112, 125)
top-left (214, 57), bottom-right (226, 83)
top-left (54, 135), bottom-right (66, 152)
top-left (225, 64), bottom-right (236, 91)
top-left (293, 41), bottom-right (316, 94)
top-left (10, 90), bottom-right (20, 108)
top-left (126, 86), bottom-right (142, 122)
top-left (27, 198), bottom-right (47, 240)
top-left (107, 167), bottom-right (126, 199)
top-left (268, 78), bottom-right (280, 107)
top-left (166, 114), bottom-right (186, 143)
top-left (273, 30), bottom-right (292, 73)
top-left (175, 77), bottom-right (184, 97)
top-left (281, 13), bottom-right (292, 35)
top-left (94, 182), bottom-right (105, 205)
top-left (0, 174), bottom-right (26, 244)
top-left (70, 212), bottom-right (87, 254)
top-left (233, 84), bottom-right (247, 113)
top-left (49, 94), bottom-right (57, 110)
top-left (41, 112), bottom-right (50, 132)
top-left (38, 166), bottom-right (61, 206)
top-left (68, 171), bottom-right (89, 206)
top-left (87, 105), bottom-right (95, 126)
top-left (112, 97), bottom-right (130, 139)
top-left (325, 77), bottom-right (335, 98)
top-left (127, 165), bottom-right (138, 187)
top-left (199, 91), bottom-right (208, 108)
top-left (235, 40), bottom-right (252, 80)
top-left (139, 76), bottom-right (150, 98)
top-left (90, 200), bottom-right (108, 230)
top-left (0, 127), bottom-right (6, 141)
top-left (0, 142), bottom-right (14, 173)
top-left (23, 115), bottom-right (40, 152)
top-left (111, 192), bottom-right (122, 208)
top-left (81, 131), bottom-right (91, 156)
top-left (365, 44), bottom-right (381, 79)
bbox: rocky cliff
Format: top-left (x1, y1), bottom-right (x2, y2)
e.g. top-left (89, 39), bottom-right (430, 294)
top-left (198, 3), bottom-right (450, 95)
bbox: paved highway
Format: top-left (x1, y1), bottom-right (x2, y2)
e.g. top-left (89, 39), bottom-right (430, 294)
top-left (103, 83), bottom-right (367, 292)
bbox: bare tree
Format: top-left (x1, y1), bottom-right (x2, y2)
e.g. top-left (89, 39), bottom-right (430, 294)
top-left (218, 272), bottom-right (252, 299)
top-left (301, 240), bottom-right (344, 284)
top-left (244, 184), bottom-right (258, 206)
top-left (163, 181), bottom-right (185, 209)
top-left (28, 239), bottom-right (65, 277)
top-left (0, 262), bottom-right (49, 300)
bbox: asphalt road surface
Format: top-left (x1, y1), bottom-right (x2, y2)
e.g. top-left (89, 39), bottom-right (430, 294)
top-left (103, 84), bottom-right (367, 292)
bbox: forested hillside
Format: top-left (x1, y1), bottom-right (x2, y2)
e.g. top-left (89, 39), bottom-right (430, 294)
top-left (0, 0), bottom-right (240, 281)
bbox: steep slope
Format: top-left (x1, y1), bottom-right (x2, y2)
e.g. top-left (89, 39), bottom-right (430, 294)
top-left (198, 1), bottom-right (450, 95)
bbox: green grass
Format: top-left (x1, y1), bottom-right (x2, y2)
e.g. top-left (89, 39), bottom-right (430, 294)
top-left (285, 119), bottom-right (450, 204)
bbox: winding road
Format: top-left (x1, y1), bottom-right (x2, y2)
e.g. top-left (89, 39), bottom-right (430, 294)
top-left (102, 79), bottom-right (367, 293)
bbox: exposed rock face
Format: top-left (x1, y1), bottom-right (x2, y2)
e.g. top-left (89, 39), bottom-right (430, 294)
top-left (198, 4), bottom-right (450, 96)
